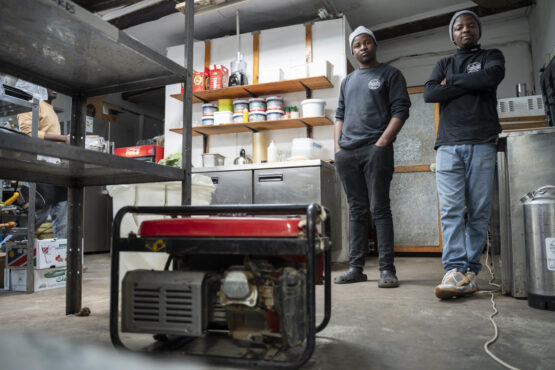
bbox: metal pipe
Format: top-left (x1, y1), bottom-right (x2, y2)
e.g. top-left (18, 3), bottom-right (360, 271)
top-left (236, 10), bottom-right (240, 60)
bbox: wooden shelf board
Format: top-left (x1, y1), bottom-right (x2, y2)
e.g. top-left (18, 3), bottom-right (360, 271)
top-left (499, 115), bottom-right (545, 122)
top-left (170, 76), bottom-right (333, 103)
top-left (169, 116), bottom-right (333, 136)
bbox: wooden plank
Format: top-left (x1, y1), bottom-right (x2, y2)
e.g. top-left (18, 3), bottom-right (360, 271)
top-left (194, 123), bottom-right (252, 135)
top-left (170, 93), bottom-right (202, 104)
top-left (394, 165), bottom-right (430, 173)
top-left (395, 245), bottom-right (442, 253)
top-left (305, 24), bottom-right (312, 63)
top-left (502, 122), bottom-right (547, 131)
top-left (300, 116), bottom-right (334, 127)
top-left (407, 86), bottom-right (424, 94)
top-left (170, 76), bottom-right (333, 103)
top-left (204, 40), bottom-right (211, 70)
top-left (499, 115), bottom-right (545, 122)
top-left (169, 128), bottom-right (201, 136)
top-left (253, 32), bottom-right (260, 84)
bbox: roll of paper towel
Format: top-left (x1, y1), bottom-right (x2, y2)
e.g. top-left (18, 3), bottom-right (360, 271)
top-left (252, 131), bottom-right (267, 163)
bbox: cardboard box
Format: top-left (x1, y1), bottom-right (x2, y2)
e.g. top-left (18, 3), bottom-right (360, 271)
top-left (7, 267), bottom-right (66, 292)
top-left (209, 64), bottom-right (229, 90)
top-left (308, 60), bottom-right (334, 80)
top-left (6, 238), bottom-right (67, 269)
top-left (192, 71), bottom-right (209, 92)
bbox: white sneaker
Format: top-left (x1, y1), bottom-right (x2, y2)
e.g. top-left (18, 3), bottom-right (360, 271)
top-left (465, 270), bottom-right (479, 294)
top-left (434, 268), bottom-right (474, 299)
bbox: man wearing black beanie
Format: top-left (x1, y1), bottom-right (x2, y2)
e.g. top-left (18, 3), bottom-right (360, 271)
top-left (424, 10), bottom-right (505, 299)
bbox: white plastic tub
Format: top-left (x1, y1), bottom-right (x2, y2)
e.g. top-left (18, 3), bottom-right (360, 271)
top-left (301, 99), bottom-right (326, 117)
top-left (290, 138), bottom-right (323, 160)
top-left (214, 111), bottom-right (233, 125)
top-left (249, 111), bottom-right (266, 122)
top-left (266, 109), bottom-right (284, 121)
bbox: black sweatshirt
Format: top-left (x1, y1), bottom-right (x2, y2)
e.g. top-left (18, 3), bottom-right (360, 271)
top-left (335, 64), bottom-right (411, 149)
top-left (424, 46), bottom-right (505, 149)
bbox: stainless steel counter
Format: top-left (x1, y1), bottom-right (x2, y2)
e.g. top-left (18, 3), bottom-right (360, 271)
top-left (192, 160), bottom-right (334, 173)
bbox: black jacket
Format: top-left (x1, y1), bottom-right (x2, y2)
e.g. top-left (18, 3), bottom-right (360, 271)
top-left (424, 46), bottom-right (505, 149)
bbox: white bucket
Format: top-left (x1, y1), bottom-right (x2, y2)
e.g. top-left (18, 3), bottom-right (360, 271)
top-left (301, 99), bottom-right (326, 117)
top-left (214, 111), bottom-right (233, 125)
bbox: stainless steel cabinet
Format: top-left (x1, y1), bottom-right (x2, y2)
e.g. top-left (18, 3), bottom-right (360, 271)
top-left (492, 128), bottom-right (555, 297)
top-left (202, 170), bottom-right (252, 204)
top-left (254, 167), bottom-right (322, 204)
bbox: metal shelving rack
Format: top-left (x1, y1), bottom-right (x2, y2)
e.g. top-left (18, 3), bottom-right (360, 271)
top-left (0, 0), bottom-right (195, 314)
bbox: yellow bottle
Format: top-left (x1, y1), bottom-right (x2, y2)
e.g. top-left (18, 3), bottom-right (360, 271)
top-left (243, 108), bottom-right (249, 122)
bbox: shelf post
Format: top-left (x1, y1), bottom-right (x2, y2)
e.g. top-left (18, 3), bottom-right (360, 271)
top-left (252, 31), bottom-right (260, 84)
top-left (182, 0), bottom-right (194, 205)
top-left (66, 94), bottom-right (86, 315)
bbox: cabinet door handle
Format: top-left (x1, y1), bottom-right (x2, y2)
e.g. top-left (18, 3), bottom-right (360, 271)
top-left (258, 174), bottom-right (283, 182)
top-left (211, 177), bottom-right (219, 184)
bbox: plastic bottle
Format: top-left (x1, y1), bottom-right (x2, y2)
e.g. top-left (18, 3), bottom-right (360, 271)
top-left (267, 141), bottom-right (278, 162)
top-left (242, 108), bottom-right (249, 122)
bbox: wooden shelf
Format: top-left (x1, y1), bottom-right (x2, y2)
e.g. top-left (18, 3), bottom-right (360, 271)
top-left (169, 116), bottom-right (333, 136)
top-left (170, 76), bottom-right (333, 103)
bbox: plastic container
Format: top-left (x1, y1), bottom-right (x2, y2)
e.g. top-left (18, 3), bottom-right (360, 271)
top-left (267, 141), bottom-right (278, 162)
top-left (202, 115), bottom-right (214, 126)
top-left (266, 96), bottom-right (284, 110)
top-left (249, 98), bottom-right (266, 111)
top-left (301, 99), bottom-right (326, 117)
top-left (249, 111), bottom-right (266, 122)
top-left (218, 98), bottom-right (233, 112)
top-left (266, 109), bottom-right (284, 121)
top-left (214, 111), bottom-right (233, 125)
top-left (290, 106), bottom-right (300, 119)
top-left (201, 103), bottom-right (217, 115)
top-left (290, 138), bottom-right (323, 160)
top-left (233, 99), bottom-right (249, 113)
top-left (232, 112), bottom-right (244, 123)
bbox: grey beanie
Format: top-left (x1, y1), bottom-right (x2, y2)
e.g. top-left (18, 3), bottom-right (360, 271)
top-left (349, 26), bottom-right (377, 54)
top-left (449, 10), bottom-right (481, 45)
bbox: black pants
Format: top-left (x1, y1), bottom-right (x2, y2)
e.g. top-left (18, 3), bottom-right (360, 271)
top-left (335, 144), bottom-right (395, 273)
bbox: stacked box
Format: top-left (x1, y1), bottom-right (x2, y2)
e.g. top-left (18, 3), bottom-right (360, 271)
top-left (6, 238), bottom-right (67, 269)
top-left (209, 64), bottom-right (229, 90)
top-left (6, 267), bottom-right (66, 292)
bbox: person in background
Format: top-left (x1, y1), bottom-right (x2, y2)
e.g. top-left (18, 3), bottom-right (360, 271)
top-left (424, 10), bottom-right (505, 299)
top-left (333, 26), bottom-right (411, 287)
top-left (18, 88), bottom-right (69, 238)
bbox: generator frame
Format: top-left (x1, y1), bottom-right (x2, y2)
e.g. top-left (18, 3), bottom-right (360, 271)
top-left (109, 203), bottom-right (332, 369)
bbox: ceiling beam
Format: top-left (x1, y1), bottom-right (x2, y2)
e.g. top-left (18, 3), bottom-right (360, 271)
top-left (373, 0), bottom-right (532, 41)
top-left (109, 1), bottom-right (178, 29)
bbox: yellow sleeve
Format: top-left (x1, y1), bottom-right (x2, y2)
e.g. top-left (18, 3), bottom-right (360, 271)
top-left (17, 107), bottom-right (46, 139)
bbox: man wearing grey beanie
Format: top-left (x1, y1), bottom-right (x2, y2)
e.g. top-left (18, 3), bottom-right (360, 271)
top-left (424, 11), bottom-right (505, 299)
top-left (334, 26), bottom-right (411, 287)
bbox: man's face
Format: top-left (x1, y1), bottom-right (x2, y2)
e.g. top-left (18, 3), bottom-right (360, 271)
top-left (352, 34), bottom-right (376, 64)
top-left (452, 14), bottom-right (479, 49)
top-left (47, 88), bottom-right (57, 101)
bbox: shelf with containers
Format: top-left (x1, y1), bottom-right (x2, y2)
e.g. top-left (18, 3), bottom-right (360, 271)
top-left (0, 0), bottom-right (195, 313)
top-left (170, 76), bottom-right (334, 151)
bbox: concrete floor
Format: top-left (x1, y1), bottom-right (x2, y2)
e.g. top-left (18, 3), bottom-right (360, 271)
top-left (0, 253), bottom-right (554, 370)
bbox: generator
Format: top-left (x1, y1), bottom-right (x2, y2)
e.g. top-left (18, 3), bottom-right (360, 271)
top-left (110, 203), bottom-right (331, 368)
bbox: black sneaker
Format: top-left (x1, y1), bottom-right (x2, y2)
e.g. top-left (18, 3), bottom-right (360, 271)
top-left (334, 267), bottom-right (367, 284)
top-left (378, 270), bottom-right (399, 288)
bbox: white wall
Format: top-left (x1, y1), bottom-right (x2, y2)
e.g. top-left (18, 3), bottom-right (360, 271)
top-left (164, 18), bottom-right (347, 166)
top-left (378, 8), bottom-right (533, 99)
top-left (528, 0), bottom-right (555, 91)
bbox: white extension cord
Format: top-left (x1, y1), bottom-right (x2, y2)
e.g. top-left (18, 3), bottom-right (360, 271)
top-left (481, 237), bottom-right (521, 370)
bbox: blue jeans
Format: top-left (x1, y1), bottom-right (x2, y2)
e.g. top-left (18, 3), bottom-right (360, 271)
top-left (436, 143), bottom-right (497, 274)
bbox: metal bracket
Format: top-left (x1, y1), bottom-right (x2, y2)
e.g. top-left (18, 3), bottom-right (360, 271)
top-left (300, 120), bottom-right (313, 138)
top-left (299, 81), bottom-right (312, 99)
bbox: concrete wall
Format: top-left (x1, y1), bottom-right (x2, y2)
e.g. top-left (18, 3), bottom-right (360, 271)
top-left (164, 17), bottom-right (348, 166)
top-left (377, 8), bottom-right (533, 99)
top-left (528, 0), bottom-right (555, 90)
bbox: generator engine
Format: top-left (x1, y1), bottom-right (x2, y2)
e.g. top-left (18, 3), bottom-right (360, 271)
top-left (121, 257), bottom-right (308, 348)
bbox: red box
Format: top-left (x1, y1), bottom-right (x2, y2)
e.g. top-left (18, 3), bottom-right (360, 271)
top-left (193, 72), bottom-right (209, 92)
top-left (114, 144), bottom-right (164, 163)
top-left (209, 64), bottom-right (229, 90)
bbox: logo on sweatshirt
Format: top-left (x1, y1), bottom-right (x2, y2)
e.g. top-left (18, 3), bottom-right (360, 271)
top-left (466, 62), bottom-right (482, 73)
top-left (368, 79), bottom-right (381, 90)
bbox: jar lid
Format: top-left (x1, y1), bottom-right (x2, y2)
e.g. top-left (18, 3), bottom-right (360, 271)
top-left (266, 96), bottom-right (283, 101)
top-left (202, 114), bottom-right (214, 118)
top-left (249, 111), bottom-right (267, 116)
top-left (266, 109), bottom-right (284, 113)
top-left (233, 99), bottom-right (249, 104)
top-left (249, 97), bottom-right (266, 102)
top-left (301, 99), bottom-right (326, 105)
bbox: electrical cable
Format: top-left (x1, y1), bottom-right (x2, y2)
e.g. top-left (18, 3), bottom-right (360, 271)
top-left (482, 235), bottom-right (521, 370)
